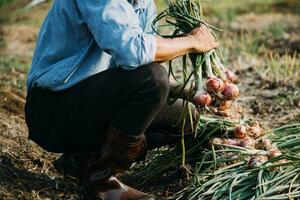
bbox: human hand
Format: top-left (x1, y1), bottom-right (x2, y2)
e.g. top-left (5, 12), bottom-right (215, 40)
top-left (187, 25), bottom-right (219, 54)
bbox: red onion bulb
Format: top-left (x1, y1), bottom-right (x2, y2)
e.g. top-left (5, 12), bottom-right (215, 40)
top-left (268, 149), bottom-right (282, 159)
top-left (225, 70), bottom-right (239, 83)
top-left (233, 125), bottom-right (246, 139)
top-left (193, 92), bottom-right (212, 107)
top-left (222, 83), bottom-right (239, 100)
top-left (239, 137), bottom-right (255, 148)
top-left (206, 77), bottom-right (225, 93)
top-left (225, 139), bottom-right (240, 146)
top-left (248, 155), bottom-right (268, 168)
top-left (262, 138), bottom-right (272, 150)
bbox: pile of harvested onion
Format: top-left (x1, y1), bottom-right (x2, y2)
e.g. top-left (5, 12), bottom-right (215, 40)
top-left (132, 118), bottom-right (300, 200)
top-left (210, 121), bottom-right (283, 168)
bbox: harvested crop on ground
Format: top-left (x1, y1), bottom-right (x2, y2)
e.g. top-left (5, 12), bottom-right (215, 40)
top-left (132, 116), bottom-right (300, 199)
top-left (126, 0), bottom-right (300, 199)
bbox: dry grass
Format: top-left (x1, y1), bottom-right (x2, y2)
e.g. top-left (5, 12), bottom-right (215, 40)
top-left (0, 70), bottom-right (81, 200)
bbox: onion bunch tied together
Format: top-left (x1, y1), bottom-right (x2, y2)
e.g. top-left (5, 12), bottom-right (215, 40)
top-left (153, 0), bottom-right (239, 109)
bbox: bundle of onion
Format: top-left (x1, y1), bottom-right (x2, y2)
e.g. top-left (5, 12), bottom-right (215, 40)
top-left (193, 50), bottom-right (240, 108)
top-left (153, 0), bottom-right (240, 111)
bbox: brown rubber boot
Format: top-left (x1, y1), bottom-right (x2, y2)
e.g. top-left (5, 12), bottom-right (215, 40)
top-left (83, 126), bottom-right (155, 200)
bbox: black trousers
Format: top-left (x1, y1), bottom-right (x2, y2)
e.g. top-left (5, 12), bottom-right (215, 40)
top-left (25, 64), bottom-right (195, 153)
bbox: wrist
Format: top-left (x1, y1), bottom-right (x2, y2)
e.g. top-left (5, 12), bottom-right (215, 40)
top-left (185, 35), bottom-right (196, 53)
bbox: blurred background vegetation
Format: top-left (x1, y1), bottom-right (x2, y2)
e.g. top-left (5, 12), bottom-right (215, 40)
top-left (0, 0), bottom-right (299, 76)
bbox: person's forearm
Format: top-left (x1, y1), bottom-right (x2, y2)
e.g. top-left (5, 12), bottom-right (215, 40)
top-left (154, 26), bottom-right (219, 63)
top-left (154, 36), bottom-right (194, 63)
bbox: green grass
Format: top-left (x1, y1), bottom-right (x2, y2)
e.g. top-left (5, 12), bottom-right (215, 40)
top-left (200, 0), bottom-right (300, 22)
top-left (0, 34), bottom-right (4, 49)
top-left (0, 56), bottom-right (17, 71)
top-left (0, 0), bottom-right (17, 6)
top-left (0, 0), bottom-right (46, 26)
top-left (234, 32), bottom-right (263, 55)
top-left (259, 52), bottom-right (300, 84)
top-left (0, 0), bottom-right (22, 23)
top-left (0, 0), bottom-right (299, 75)
top-left (0, 56), bottom-right (30, 73)
top-left (268, 23), bottom-right (285, 39)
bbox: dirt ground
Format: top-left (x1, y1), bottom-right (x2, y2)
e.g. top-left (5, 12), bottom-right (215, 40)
top-left (0, 0), bottom-right (299, 199)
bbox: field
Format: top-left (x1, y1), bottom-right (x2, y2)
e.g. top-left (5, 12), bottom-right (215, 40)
top-left (0, 0), bottom-right (299, 199)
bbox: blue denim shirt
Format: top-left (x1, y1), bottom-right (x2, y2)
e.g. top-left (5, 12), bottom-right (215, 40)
top-left (27, 0), bottom-right (157, 91)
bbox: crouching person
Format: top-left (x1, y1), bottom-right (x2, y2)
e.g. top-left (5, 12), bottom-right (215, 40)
top-left (25, 0), bottom-right (218, 199)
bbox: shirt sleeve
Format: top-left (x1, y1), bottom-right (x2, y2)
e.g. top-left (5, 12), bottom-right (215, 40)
top-left (144, 0), bottom-right (157, 35)
top-left (76, 0), bottom-right (157, 69)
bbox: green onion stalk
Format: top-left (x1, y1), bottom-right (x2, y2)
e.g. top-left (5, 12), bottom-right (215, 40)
top-left (175, 124), bottom-right (300, 200)
top-left (152, 0), bottom-right (240, 108)
top-left (132, 115), bottom-right (236, 185)
top-left (173, 125), bottom-right (300, 200)
top-left (152, 0), bottom-right (240, 166)
top-left (133, 1), bottom-right (300, 198)
top-left (132, 122), bottom-right (300, 199)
